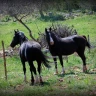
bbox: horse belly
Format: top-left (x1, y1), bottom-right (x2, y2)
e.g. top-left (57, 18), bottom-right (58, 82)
top-left (61, 44), bottom-right (77, 55)
top-left (62, 50), bottom-right (75, 55)
top-left (19, 50), bottom-right (27, 62)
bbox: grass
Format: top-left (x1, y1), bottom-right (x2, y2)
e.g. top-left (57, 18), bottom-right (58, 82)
top-left (0, 14), bottom-right (96, 96)
top-left (0, 14), bottom-right (96, 49)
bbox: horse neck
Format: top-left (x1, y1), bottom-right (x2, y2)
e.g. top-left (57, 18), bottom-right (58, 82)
top-left (51, 34), bottom-right (60, 43)
top-left (19, 37), bottom-right (28, 45)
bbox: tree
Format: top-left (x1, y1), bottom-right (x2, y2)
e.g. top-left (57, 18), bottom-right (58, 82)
top-left (0, 0), bottom-right (96, 41)
top-left (0, 0), bottom-right (37, 41)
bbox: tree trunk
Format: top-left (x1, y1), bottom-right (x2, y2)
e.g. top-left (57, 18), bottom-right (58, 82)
top-left (65, 0), bottom-right (72, 12)
top-left (39, 0), bottom-right (44, 18)
top-left (39, 9), bottom-right (44, 18)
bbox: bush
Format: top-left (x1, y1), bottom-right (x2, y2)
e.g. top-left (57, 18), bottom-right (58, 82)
top-left (1, 15), bottom-right (11, 22)
top-left (92, 5), bottom-right (96, 12)
top-left (39, 13), bottom-right (65, 21)
top-left (37, 24), bottom-right (77, 48)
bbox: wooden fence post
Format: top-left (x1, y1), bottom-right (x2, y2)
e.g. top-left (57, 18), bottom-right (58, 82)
top-left (88, 35), bottom-right (90, 53)
top-left (2, 41), bottom-right (7, 80)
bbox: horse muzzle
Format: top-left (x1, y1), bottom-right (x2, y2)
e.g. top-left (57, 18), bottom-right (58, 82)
top-left (10, 43), bottom-right (15, 48)
top-left (50, 41), bottom-right (54, 45)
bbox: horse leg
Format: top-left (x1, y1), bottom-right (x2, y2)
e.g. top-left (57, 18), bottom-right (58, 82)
top-left (53, 57), bottom-right (58, 75)
top-left (59, 55), bottom-right (65, 75)
top-left (77, 51), bottom-right (87, 73)
top-left (31, 62), bottom-right (38, 84)
top-left (21, 60), bottom-right (27, 82)
top-left (29, 65), bottom-right (34, 85)
top-left (37, 60), bottom-right (43, 85)
top-left (28, 61), bottom-right (35, 85)
top-left (81, 55), bottom-right (87, 72)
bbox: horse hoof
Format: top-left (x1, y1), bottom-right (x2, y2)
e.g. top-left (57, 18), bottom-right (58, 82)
top-left (83, 70), bottom-right (87, 73)
top-left (35, 80), bottom-right (39, 84)
top-left (54, 70), bottom-right (58, 75)
top-left (30, 83), bottom-right (34, 86)
top-left (23, 80), bottom-right (28, 84)
top-left (30, 81), bottom-right (34, 86)
top-left (25, 81), bottom-right (29, 84)
top-left (54, 72), bottom-right (58, 75)
top-left (83, 66), bottom-right (87, 73)
top-left (61, 71), bottom-right (65, 75)
top-left (40, 82), bottom-right (44, 86)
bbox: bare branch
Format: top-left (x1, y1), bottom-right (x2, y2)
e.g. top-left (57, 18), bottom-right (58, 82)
top-left (20, 13), bottom-right (29, 20)
top-left (34, 21), bottom-right (41, 33)
top-left (14, 15), bottom-right (37, 41)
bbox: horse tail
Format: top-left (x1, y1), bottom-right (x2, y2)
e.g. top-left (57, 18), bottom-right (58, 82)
top-left (38, 49), bottom-right (51, 68)
top-left (82, 35), bottom-right (91, 48)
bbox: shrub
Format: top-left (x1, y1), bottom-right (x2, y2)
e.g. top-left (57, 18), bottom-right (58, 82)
top-left (37, 24), bottom-right (77, 48)
top-left (39, 13), bottom-right (65, 21)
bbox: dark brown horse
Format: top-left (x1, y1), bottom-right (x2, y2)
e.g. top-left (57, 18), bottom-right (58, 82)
top-left (45, 28), bottom-right (90, 74)
top-left (10, 30), bottom-right (50, 85)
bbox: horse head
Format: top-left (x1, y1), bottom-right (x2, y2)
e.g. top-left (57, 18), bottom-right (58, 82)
top-left (45, 27), bottom-right (54, 46)
top-left (10, 30), bottom-right (27, 48)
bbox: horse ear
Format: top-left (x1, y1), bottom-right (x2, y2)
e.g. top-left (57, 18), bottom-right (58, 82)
top-left (17, 29), bottom-right (19, 32)
top-left (45, 28), bottom-right (47, 32)
top-left (14, 30), bottom-right (17, 34)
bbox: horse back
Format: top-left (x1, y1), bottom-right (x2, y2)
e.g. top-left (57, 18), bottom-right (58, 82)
top-left (19, 41), bottom-right (41, 61)
top-left (61, 35), bottom-right (86, 46)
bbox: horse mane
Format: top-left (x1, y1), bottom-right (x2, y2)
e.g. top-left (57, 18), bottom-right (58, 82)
top-left (50, 31), bottom-right (61, 42)
top-left (19, 31), bottom-right (28, 42)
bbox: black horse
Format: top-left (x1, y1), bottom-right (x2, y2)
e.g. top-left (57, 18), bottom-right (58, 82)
top-left (10, 30), bottom-right (50, 85)
top-left (45, 28), bottom-right (90, 75)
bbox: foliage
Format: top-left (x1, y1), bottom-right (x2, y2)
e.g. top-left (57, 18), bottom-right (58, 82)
top-left (39, 13), bottom-right (65, 22)
top-left (38, 24), bottom-right (77, 47)
top-left (0, 0), bottom-right (96, 17)
top-left (92, 5), bottom-right (96, 12)
top-left (0, 15), bottom-right (11, 22)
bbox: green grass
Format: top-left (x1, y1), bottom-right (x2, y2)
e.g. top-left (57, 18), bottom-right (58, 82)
top-left (0, 14), bottom-right (96, 49)
top-left (0, 14), bottom-right (96, 96)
